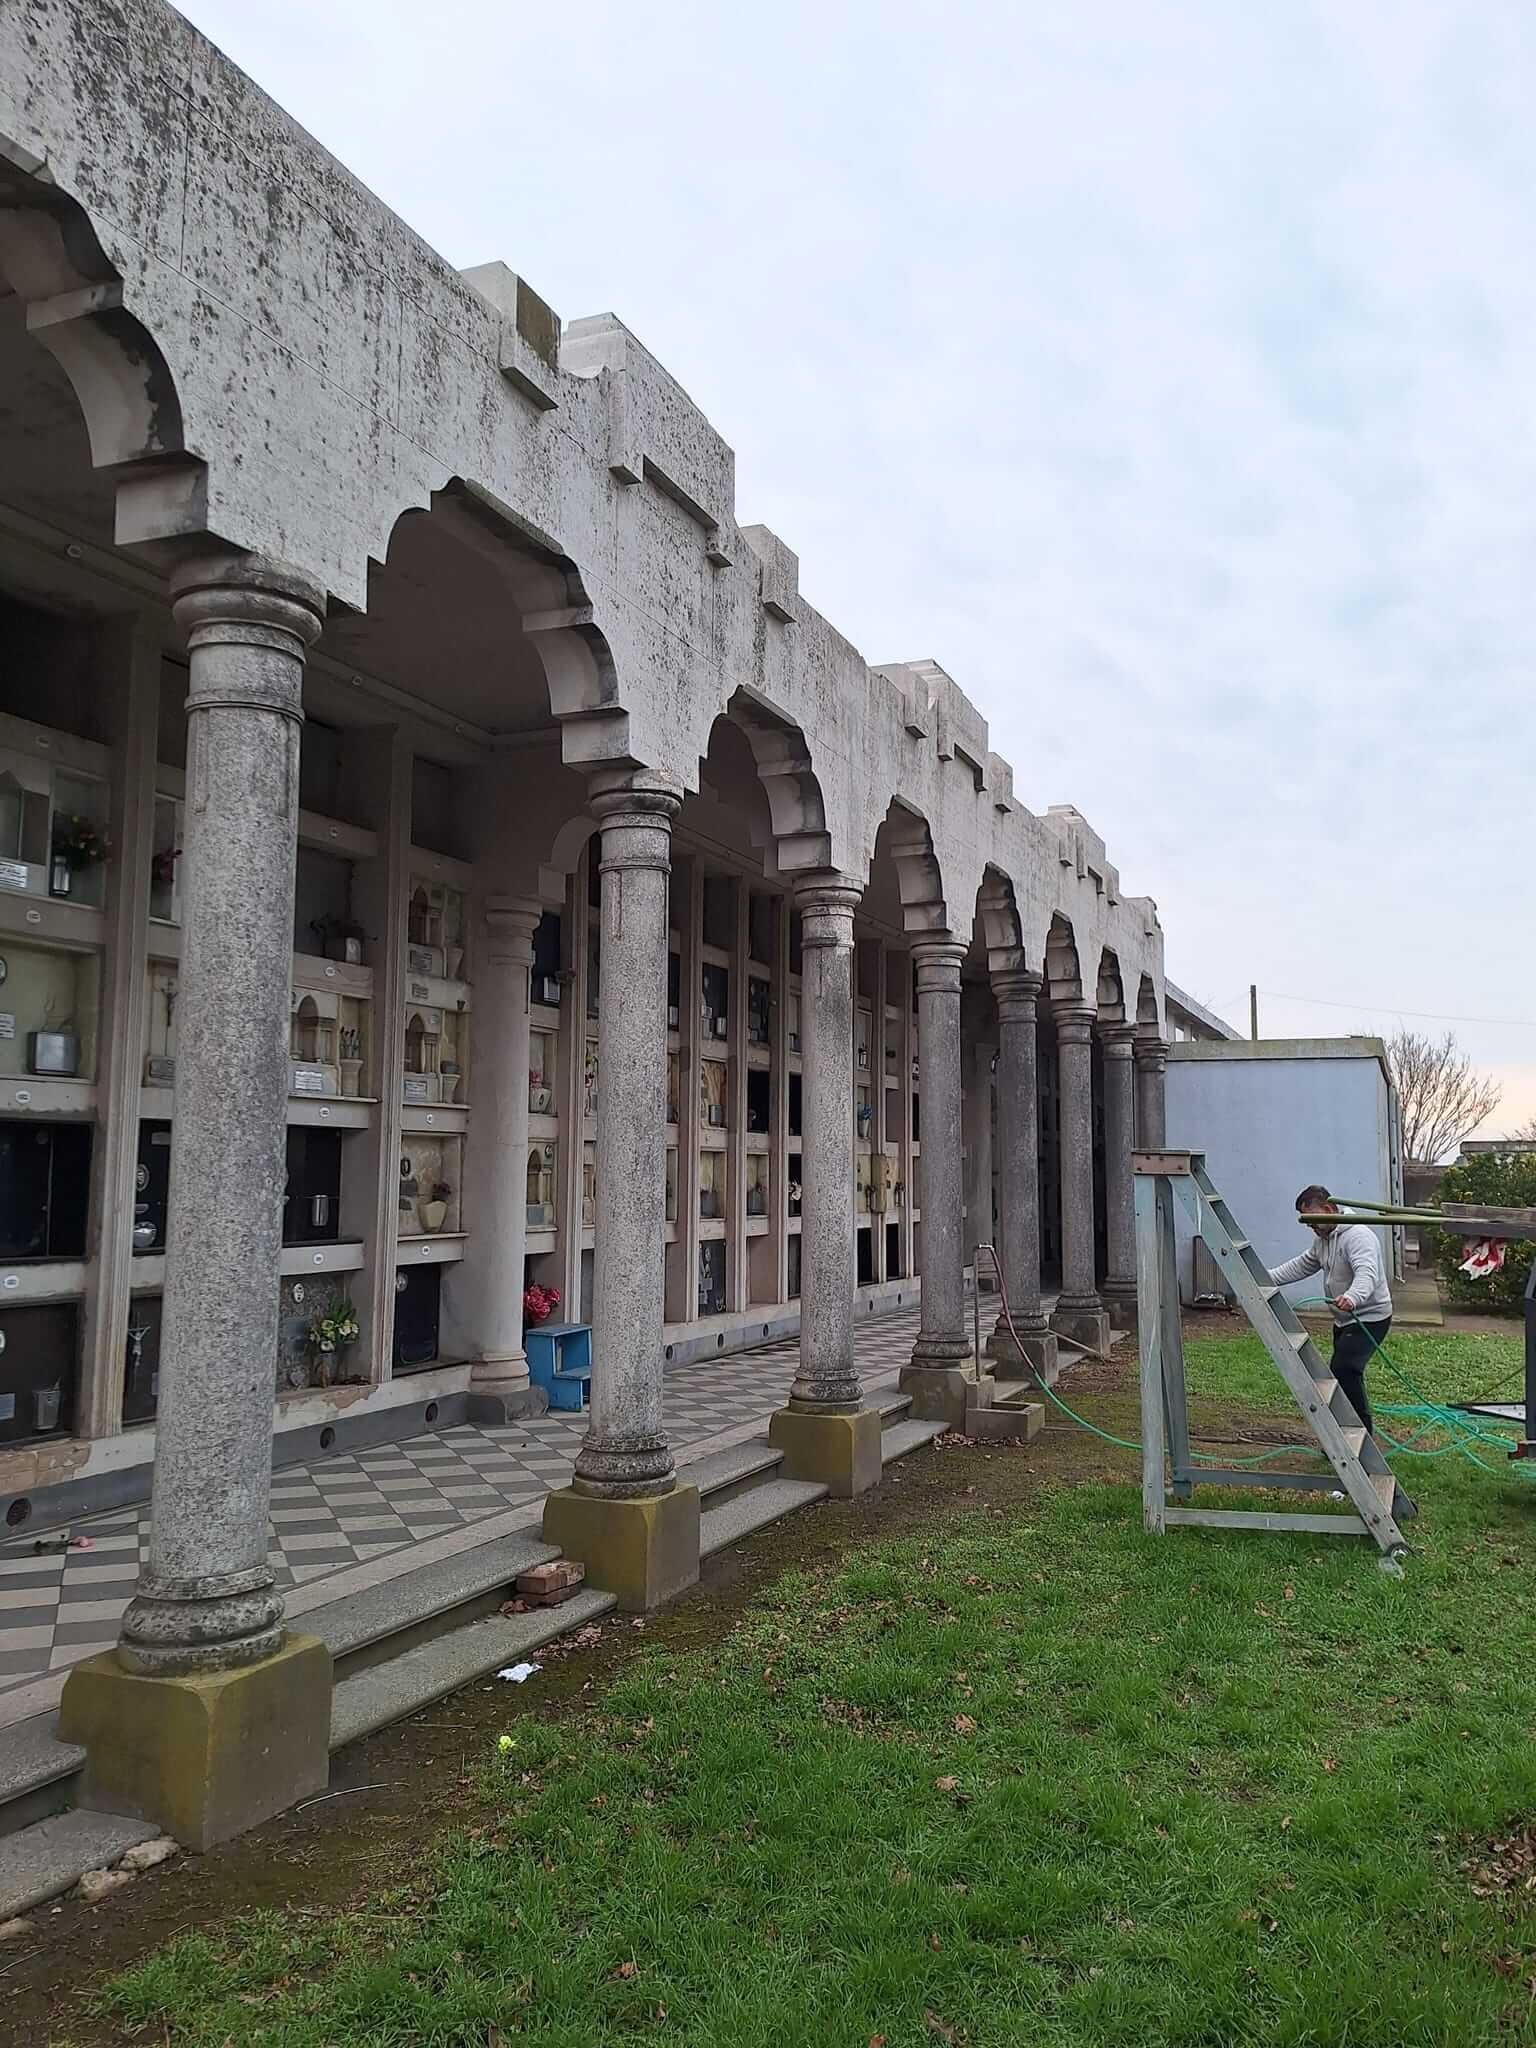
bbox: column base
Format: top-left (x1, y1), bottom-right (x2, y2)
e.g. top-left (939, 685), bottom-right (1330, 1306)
top-left (769, 1405), bottom-right (881, 1498)
top-left (1099, 1280), bottom-right (1140, 1333)
top-left (899, 1361), bottom-right (991, 1429)
top-left (1051, 1306), bottom-right (1113, 1356)
top-left (58, 1633), bottom-right (332, 1852)
top-left (542, 1482), bottom-right (700, 1612)
top-left (465, 1383), bottom-right (550, 1424)
top-left (987, 1322), bottom-right (1060, 1385)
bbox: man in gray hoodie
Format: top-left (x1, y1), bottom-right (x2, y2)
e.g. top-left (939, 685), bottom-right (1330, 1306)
top-left (1267, 1184), bottom-right (1392, 1433)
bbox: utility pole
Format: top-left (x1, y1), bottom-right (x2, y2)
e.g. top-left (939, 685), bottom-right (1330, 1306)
top-left (1249, 985), bottom-right (1259, 1041)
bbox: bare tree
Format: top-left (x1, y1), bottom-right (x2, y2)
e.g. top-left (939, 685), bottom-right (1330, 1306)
top-left (1385, 1029), bottom-right (1502, 1164)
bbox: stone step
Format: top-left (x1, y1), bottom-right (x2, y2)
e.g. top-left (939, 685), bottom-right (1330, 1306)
top-left (0, 1715), bottom-right (84, 1842)
top-left (307, 1527), bottom-right (559, 1675)
top-left (700, 1477), bottom-right (829, 1559)
top-left (876, 1391), bottom-right (914, 1422)
top-left (329, 1587), bottom-right (618, 1752)
top-left (0, 1808), bottom-right (160, 1922)
top-left (681, 1438), bottom-right (784, 1508)
top-left (880, 1417), bottom-right (947, 1464)
top-left (992, 1378), bottom-right (1053, 1410)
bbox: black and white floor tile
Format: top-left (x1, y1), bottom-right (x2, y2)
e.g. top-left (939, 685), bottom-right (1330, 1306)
top-left (0, 1310), bottom-right (927, 1694)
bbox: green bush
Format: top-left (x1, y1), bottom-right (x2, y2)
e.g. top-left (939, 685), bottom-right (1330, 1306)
top-left (1427, 1150), bottom-right (1536, 1314)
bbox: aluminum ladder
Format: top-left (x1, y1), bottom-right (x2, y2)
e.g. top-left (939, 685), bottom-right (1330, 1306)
top-left (1134, 1149), bottom-right (1413, 1568)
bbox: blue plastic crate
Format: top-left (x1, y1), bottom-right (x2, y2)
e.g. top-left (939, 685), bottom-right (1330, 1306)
top-left (525, 1322), bottom-right (592, 1410)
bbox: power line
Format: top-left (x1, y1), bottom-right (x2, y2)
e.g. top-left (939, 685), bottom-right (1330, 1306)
top-left (1258, 990), bottom-right (1536, 1032)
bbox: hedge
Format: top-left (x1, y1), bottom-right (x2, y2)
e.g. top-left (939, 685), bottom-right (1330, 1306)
top-left (1426, 1150), bottom-right (1536, 1315)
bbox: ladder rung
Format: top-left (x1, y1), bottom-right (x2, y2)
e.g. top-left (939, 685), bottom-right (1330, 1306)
top-left (1230, 1238), bottom-right (1250, 1251)
top-left (1310, 1378), bottom-right (1337, 1406)
top-left (1340, 1426), bottom-right (1367, 1457)
top-left (1287, 1330), bottom-right (1310, 1351)
top-left (1260, 1284), bottom-right (1279, 1301)
top-left (1370, 1468), bottom-right (1396, 1507)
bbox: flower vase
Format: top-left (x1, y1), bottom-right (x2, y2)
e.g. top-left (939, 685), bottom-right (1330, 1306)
top-left (420, 1199), bottom-right (448, 1233)
top-left (49, 856), bottom-right (72, 898)
top-left (339, 1058), bottom-right (362, 1099)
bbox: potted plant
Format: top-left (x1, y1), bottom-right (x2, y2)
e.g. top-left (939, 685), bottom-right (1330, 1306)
top-left (50, 812), bottom-right (110, 898)
top-left (420, 1180), bottom-right (452, 1233)
top-left (529, 1067), bottom-right (552, 1113)
top-left (523, 1281), bottom-right (561, 1328)
top-left (306, 1294), bottom-right (360, 1385)
top-left (338, 1026), bottom-right (364, 1098)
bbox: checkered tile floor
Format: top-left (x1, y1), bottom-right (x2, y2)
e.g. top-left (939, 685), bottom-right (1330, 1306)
top-left (0, 1309), bottom-right (928, 1695)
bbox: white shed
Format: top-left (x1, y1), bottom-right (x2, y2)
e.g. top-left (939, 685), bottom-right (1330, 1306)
top-left (1164, 1038), bottom-right (1403, 1305)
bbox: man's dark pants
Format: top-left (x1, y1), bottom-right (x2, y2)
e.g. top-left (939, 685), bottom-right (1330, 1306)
top-left (1330, 1317), bottom-right (1390, 1434)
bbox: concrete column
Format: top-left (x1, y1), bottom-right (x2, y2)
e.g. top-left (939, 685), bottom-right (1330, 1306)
top-left (1135, 1035), bottom-right (1169, 1148)
top-left (453, 897), bottom-right (547, 1421)
top-left (767, 876), bottom-right (881, 1493)
top-left (986, 971), bottom-right (1058, 1382)
top-left (543, 776), bottom-right (700, 1608)
top-left (785, 877), bottom-right (862, 1410)
top-left (901, 939), bottom-right (990, 1424)
top-left (1050, 1001), bottom-right (1111, 1354)
top-left (1099, 1024), bottom-right (1139, 1324)
top-left (960, 985), bottom-right (995, 1287)
top-left (61, 554), bottom-right (331, 1849)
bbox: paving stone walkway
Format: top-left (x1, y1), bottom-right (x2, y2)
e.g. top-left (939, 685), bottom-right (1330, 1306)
top-left (0, 1309), bottom-right (929, 1693)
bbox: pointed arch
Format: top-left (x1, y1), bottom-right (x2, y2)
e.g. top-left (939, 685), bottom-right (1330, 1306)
top-left (975, 866), bottom-right (1028, 977)
top-left (873, 800), bottom-right (950, 935)
top-left (713, 689), bottom-right (831, 875)
top-left (0, 159), bottom-right (201, 525)
top-left (1096, 948), bottom-right (1127, 1025)
top-left (1044, 914), bottom-right (1082, 1005)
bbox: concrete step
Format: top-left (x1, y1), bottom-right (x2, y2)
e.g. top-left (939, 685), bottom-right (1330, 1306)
top-left (880, 1417), bottom-right (946, 1464)
top-left (992, 1381), bottom-right (1043, 1409)
top-left (682, 1438), bottom-right (784, 1508)
top-left (876, 1390), bottom-right (914, 1421)
top-left (0, 1808), bottom-right (160, 1921)
top-left (307, 1526), bottom-right (558, 1676)
top-left (0, 1716), bottom-right (84, 1841)
top-left (700, 1477), bottom-right (829, 1559)
top-left (330, 1587), bottom-right (618, 1751)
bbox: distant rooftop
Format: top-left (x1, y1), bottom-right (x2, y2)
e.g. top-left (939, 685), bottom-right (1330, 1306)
top-left (1164, 981), bottom-right (1242, 1042)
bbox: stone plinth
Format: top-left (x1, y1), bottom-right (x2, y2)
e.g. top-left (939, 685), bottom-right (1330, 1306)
top-left (60, 1634), bottom-right (331, 1851)
top-left (542, 1483), bottom-right (700, 1612)
top-left (769, 1405), bottom-right (881, 1497)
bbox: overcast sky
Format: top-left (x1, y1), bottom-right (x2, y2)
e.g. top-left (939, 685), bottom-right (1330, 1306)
top-left (177, 0), bottom-right (1536, 1139)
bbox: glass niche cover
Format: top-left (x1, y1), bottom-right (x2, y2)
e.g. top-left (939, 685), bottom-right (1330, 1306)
top-left (405, 879), bottom-right (467, 981)
top-left (0, 941), bottom-right (100, 1081)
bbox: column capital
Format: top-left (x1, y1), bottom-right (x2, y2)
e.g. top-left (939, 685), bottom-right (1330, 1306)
top-left (482, 895), bottom-right (542, 966)
top-left (991, 967), bottom-right (1043, 1023)
top-left (170, 552), bottom-right (325, 716)
top-left (1053, 1000), bottom-right (1097, 1045)
top-left (792, 870), bottom-right (862, 944)
top-left (586, 770), bottom-right (683, 827)
top-left (588, 773), bottom-right (680, 877)
top-left (1134, 1034), bottom-right (1170, 1074)
top-left (911, 935), bottom-right (966, 994)
top-left (1099, 1020), bottom-right (1138, 1058)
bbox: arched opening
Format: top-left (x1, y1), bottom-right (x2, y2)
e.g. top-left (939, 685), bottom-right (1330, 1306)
top-left (860, 800), bottom-right (953, 1290)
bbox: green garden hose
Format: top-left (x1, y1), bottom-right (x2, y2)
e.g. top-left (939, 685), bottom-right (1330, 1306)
top-left (973, 1248), bottom-right (1523, 1480)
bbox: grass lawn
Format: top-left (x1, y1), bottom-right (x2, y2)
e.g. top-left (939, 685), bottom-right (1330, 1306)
top-left (94, 1322), bottom-right (1536, 2047)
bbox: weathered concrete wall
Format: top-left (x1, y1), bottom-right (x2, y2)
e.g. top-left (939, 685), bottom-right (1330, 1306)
top-left (0, 0), bottom-right (1162, 1003)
